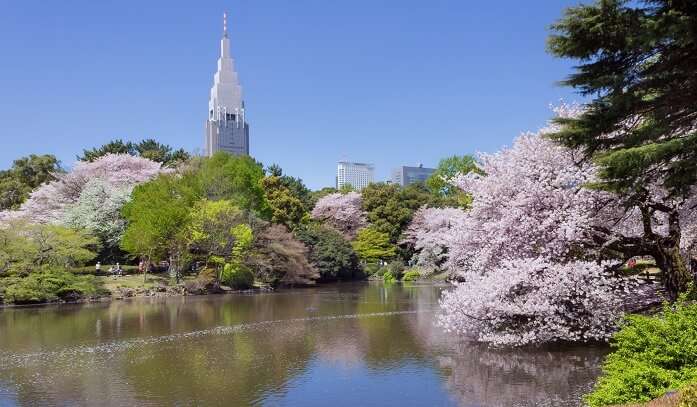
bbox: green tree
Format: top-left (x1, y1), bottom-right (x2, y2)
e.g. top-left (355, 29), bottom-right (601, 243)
top-left (79, 139), bottom-right (190, 167)
top-left (338, 183), bottom-right (355, 194)
top-left (352, 227), bottom-right (397, 263)
top-left (295, 223), bottom-right (362, 281)
top-left (0, 154), bottom-right (62, 210)
top-left (264, 164), bottom-right (313, 211)
top-left (426, 155), bottom-right (479, 206)
top-left (198, 152), bottom-right (270, 217)
top-left (548, 0), bottom-right (697, 298)
top-left (121, 173), bottom-right (198, 280)
top-left (361, 183), bottom-right (435, 244)
top-left (261, 176), bottom-right (306, 228)
top-left (185, 199), bottom-right (247, 268)
top-left (220, 224), bottom-right (255, 288)
top-left (0, 221), bottom-right (99, 276)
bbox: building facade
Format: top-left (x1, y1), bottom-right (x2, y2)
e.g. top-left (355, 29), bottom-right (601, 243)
top-left (205, 13), bottom-right (249, 157)
top-left (391, 164), bottom-right (435, 187)
top-left (337, 161), bottom-right (374, 190)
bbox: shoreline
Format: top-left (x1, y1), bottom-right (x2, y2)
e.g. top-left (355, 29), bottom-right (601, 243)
top-left (0, 277), bottom-right (450, 309)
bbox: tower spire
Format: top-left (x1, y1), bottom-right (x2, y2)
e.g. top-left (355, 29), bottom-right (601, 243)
top-left (223, 11), bottom-right (228, 38)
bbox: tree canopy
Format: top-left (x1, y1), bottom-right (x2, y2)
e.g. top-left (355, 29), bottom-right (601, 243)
top-left (352, 227), bottom-right (397, 263)
top-left (548, 0), bottom-right (697, 197)
top-left (79, 139), bottom-right (190, 167)
top-left (0, 154), bottom-right (62, 210)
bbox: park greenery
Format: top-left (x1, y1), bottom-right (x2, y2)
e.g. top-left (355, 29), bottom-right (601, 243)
top-left (0, 0), bottom-right (695, 404)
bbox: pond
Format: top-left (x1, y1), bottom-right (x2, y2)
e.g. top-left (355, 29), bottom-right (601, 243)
top-left (0, 282), bottom-right (606, 406)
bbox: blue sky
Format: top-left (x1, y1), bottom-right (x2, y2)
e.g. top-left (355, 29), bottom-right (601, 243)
top-left (0, 0), bottom-right (583, 190)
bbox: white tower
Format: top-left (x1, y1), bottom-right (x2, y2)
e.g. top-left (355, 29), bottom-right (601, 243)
top-left (205, 12), bottom-right (249, 156)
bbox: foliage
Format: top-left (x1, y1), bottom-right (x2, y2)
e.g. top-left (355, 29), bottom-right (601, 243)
top-left (1, 154), bottom-right (163, 224)
top-left (585, 300), bottom-right (697, 407)
top-left (548, 2), bottom-right (697, 298)
top-left (402, 269), bottom-right (421, 282)
top-left (221, 224), bottom-right (254, 288)
top-left (438, 258), bottom-right (628, 347)
top-left (0, 154), bottom-right (62, 210)
top-left (361, 183), bottom-right (412, 243)
top-left (63, 179), bottom-right (131, 261)
top-left (383, 270), bottom-right (398, 284)
top-left (0, 267), bottom-right (106, 304)
top-left (264, 164), bottom-right (313, 211)
top-left (426, 154), bottom-right (480, 202)
top-left (0, 221), bottom-right (99, 276)
top-left (261, 176), bottom-right (306, 228)
top-left (197, 152), bottom-right (270, 217)
top-left (79, 139), bottom-right (190, 167)
top-left (221, 263), bottom-right (254, 289)
top-left (352, 227), bottom-right (397, 263)
top-left (295, 223), bottom-right (362, 281)
top-left (360, 183), bottom-right (441, 245)
top-left (309, 187), bottom-right (338, 207)
top-left (548, 0), bottom-right (697, 198)
top-left (363, 263), bottom-right (381, 276)
top-left (185, 200), bottom-right (246, 264)
top-left (245, 224), bottom-right (319, 286)
top-left (401, 206), bottom-right (467, 274)
top-left (311, 192), bottom-right (366, 239)
top-left (384, 260), bottom-right (405, 280)
top-left (433, 109), bottom-right (683, 345)
top-left (120, 173), bottom-right (196, 263)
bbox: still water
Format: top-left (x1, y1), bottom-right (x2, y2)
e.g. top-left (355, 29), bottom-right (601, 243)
top-left (0, 282), bottom-right (605, 406)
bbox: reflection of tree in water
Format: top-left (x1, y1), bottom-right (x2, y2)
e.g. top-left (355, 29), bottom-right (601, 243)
top-left (402, 286), bottom-right (608, 407)
top-left (0, 283), bottom-right (608, 407)
top-left (437, 343), bottom-right (606, 407)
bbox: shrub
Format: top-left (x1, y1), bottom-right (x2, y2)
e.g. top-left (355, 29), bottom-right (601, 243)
top-left (0, 268), bottom-right (106, 304)
top-left (295, 223), bottom-right (363, 281)
top-left (383, 271), bottom-right (398, 283)
top-left (585, 301), bottom-right (697, 406)
top-left (221, 263), bottom-right (254, 289)
top-left (385, 260), bottom-right (405, 280)
top-left (402, 269), bottom-right (421, 281)
top-left (364, 263), bottom-right (381, 276)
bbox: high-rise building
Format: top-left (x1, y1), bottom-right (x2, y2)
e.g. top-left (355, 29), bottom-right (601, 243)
top-left (205, 12), bottom-right (249, 157)
top-left (337, 161), bottom-right (374, 190)
top-left (391, 164), bottom-right (435, 186)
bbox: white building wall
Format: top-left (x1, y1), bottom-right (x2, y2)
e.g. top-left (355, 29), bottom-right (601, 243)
top-left (337, 162), bottom-right (374, 190)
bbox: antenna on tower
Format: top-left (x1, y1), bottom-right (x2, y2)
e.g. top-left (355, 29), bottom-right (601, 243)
top-left (223, 11), bottom-right (228, 38)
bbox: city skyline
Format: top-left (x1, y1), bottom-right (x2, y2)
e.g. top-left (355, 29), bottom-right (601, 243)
top-left (0, 1), bottom-right (583, 190)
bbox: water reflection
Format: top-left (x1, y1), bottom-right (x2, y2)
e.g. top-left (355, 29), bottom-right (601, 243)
top-left (0, 282), bottom-right (605, 406)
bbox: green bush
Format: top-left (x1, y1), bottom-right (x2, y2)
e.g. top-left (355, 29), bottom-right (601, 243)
top-left (383, 271), bottom-right (398, 283)
top-left (0, 268), bottom-right (106, 304)
top-left (402, 269), bottom-right (421, 281)
top-left (585, 300), bottom-right (697, 406)
top-left (385, 260), bottom-right (405, 279)
top-left (295, 223), bottom-right (363, 281)
top-left (364, 263), bottom-right (381, 276)
top-left (221, 263), bottom-right (254, 289)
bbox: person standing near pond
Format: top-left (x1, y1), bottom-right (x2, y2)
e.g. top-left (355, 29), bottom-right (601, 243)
top-left (95, 262), bottom-right (101, 273)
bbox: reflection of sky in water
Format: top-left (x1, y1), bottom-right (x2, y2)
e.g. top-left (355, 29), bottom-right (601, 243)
top-left (262, 359), bottom-right (458, 407)
top-left (0, 283), bottom-right (606, 407)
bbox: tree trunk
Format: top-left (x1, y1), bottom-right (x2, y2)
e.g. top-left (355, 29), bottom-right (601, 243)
top-left (654, 245), bottom-right (691, 301)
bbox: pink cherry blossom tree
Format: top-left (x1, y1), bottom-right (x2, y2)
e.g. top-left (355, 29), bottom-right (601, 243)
top-left (433, 105), bottom-right (687, 346)
top-left (1, 154), bottom-right (164, 224)
top-left (311, 192), bottom-right (367, 239)
top-left (401, 206), bottom-right (467, 274)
